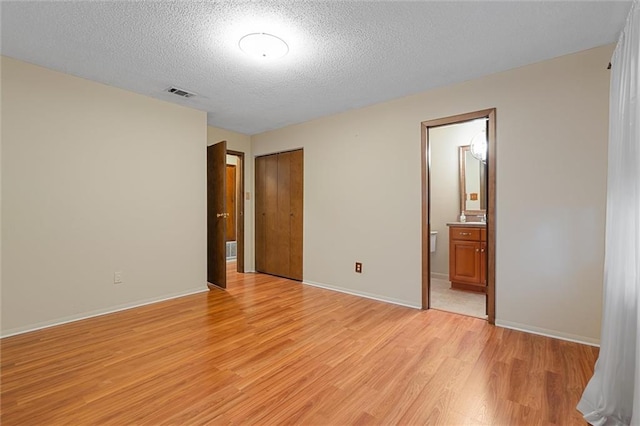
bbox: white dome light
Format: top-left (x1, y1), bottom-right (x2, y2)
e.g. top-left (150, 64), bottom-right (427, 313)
top-left (470, 128), bottom-right (488, 163)
top-left (239, 33), bottom-right (289, 59)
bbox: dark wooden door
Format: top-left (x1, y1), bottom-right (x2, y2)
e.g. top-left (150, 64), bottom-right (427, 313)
top-left (225, 164), bottom-right (237, 242)
top-left (255, 149), bottom-right (303, 281)
top-left (275, 151), bottom-right (291, 277)
top-left (255, 155), bottom-right (266, 272)
top-left (207, 141), bottom-right (227, 289)
top-left (288, 150), bottom-right (304, 280)
top-left (264, 154), bottom-right (279, 274)
top-left (228, 151), bottom-right (245, 274)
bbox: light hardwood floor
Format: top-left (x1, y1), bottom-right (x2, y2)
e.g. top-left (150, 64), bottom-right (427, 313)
top-left (1, 266), bottom-right (598, 425)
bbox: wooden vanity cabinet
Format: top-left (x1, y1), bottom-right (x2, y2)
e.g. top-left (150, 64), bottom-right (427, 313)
top-left (479, 228), bottom-right (487, 286)
top-left (449, 225), bottom-right (487, 292)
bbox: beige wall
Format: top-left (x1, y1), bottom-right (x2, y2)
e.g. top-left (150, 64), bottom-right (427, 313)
top-left (252, 45), bottom-right (612, 344)
top-left (1, 44), bottom-right (611, 343)
top-left (209, 127), bottom-right (251, 155)
top-left (429, 120), bottom-right (485, 276)
top-left (208, 126), bottom-right (254, 270)
top-left (0, 56), bottom-right (4, 331)
top-left (1, 57), bottom-right (208, 336)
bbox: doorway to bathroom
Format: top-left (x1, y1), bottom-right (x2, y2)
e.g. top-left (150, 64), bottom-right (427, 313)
top-left (421, 109), bottom-right (496, 323)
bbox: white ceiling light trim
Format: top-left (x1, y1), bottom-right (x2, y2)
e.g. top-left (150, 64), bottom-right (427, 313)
top-left (239, 33), bottom-right (289, 59)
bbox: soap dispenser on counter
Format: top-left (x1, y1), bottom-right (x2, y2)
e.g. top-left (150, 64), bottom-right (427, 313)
top-left (459, 212), bottom-right (466, 223)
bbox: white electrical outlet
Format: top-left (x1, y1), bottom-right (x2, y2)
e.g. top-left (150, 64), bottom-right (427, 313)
top-left (114, 271), bottom-right (123, 284)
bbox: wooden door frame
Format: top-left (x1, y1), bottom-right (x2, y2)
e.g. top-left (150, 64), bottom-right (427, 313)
top-left (421, 108), bottom-right (496, 324)
top-left (227, 150), bottom-right (245, 273)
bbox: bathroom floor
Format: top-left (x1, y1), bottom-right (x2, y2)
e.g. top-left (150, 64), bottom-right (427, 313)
top-left (430, 278), bottom-right (487, 319)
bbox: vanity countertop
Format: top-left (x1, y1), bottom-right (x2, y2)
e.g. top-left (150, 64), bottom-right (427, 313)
top-left (446, 222), bottom-right (486, 228)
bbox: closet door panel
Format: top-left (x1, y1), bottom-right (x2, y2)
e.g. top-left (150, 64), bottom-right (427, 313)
top-left (289, 150), bottom-right (303, 280)
top-left (264, 154), bottom-right (279, 274)
top-left (254, 156), bottom-right (266, 272)
top-left (255, 149), bottom-right (303, 281)
top-left (275, 152), bottom-right (292, 277)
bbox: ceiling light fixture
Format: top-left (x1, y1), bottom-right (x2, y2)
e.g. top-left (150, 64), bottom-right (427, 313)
top-left (239, 33), bottom-right (289, 59)
top-left (470, 128), bottom-right (488, 163)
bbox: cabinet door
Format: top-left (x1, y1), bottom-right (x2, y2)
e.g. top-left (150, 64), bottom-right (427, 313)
top-left (480, 242), bottom-right (487, 286)
top-left (450, 240), bottom-right (481, 284)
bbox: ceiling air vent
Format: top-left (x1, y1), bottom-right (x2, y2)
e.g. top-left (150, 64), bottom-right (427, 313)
top-left (166, 86), bottom-right (196, 98)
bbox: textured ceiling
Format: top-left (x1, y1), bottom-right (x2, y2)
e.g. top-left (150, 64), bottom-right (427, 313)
top-left (1, 1), bottom-right (632, 135)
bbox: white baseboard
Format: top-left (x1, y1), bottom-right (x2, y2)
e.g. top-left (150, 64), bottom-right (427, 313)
top-left (302, 280), bottom-right (421, 310)
top-left (4, 280), bottom-right (599, 349)
top-left (1, 287), bottom-right (209, 339)
top-left (430, 272), bottom-right (449, 281)
top-left (495, 319), bottom-right (600, 347)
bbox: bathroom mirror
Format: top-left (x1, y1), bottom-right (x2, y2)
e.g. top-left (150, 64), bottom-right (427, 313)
top-left (459, 145), bottom-right (486, 215)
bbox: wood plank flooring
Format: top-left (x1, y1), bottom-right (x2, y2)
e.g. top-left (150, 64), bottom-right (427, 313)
top-left (1, 265), bottom-right (598, 425)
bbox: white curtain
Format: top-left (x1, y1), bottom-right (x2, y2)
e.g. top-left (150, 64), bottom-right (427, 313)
top-left (577, 1), bottom-right (640, 425)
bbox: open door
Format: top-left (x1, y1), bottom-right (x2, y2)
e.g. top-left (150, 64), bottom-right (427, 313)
top-left (207, 140), bottom-right (227, 289)
top-left (421, 109), bottom-right (496, 324)
top-left (227, 150), bottom-right (245, 274)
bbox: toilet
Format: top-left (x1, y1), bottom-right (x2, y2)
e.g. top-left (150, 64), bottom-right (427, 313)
top-left (430, 231), bottom-right (438, 252)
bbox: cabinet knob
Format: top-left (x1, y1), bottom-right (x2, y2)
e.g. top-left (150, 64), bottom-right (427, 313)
top-left (475, 249), bottom-right (480, 252)
top-left (460, 232), bottom-right (471, 236)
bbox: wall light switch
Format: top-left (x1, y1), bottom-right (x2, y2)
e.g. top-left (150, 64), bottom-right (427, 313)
top-left (355, 262), bottom-right (362, 273)
top-left (245, 192), bottom-right (251, 200)
top-left (114, 271), bottom-right (123, 284)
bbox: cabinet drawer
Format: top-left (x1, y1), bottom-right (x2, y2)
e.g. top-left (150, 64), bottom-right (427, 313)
top-left (449, 227), bottom-right (481, 241)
